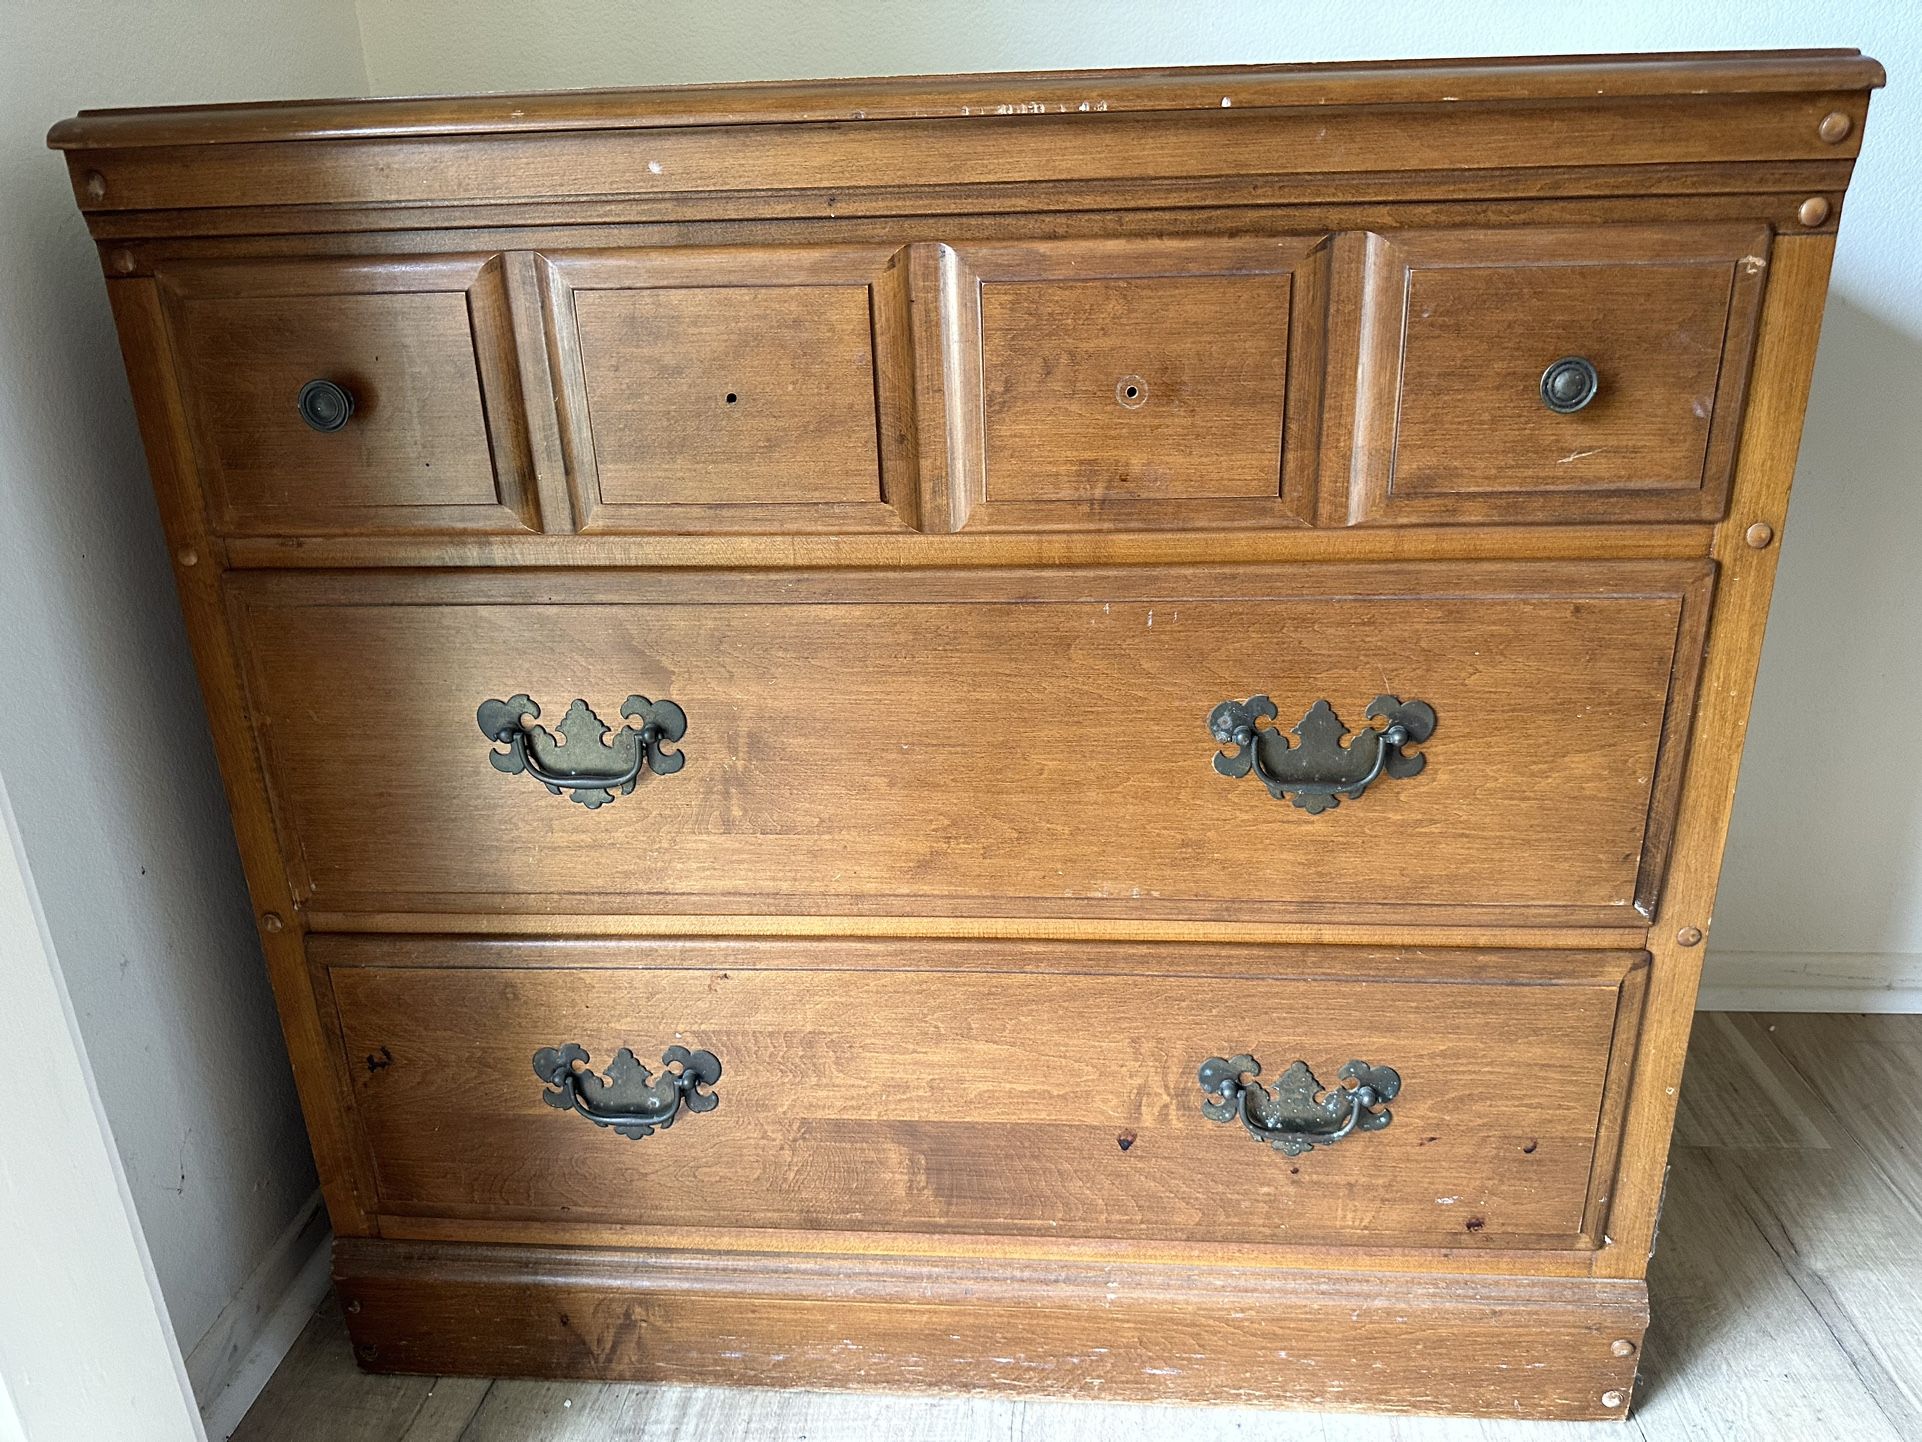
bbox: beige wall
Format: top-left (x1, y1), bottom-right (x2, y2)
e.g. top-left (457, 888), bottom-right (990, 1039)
top-left (350, 0), bottom-right (1922, 1001)
top-left (1, 0), bottom-right (366, 1376)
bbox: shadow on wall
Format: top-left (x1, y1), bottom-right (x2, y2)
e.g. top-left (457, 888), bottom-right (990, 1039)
top-left (1716, 292), bottom-right (1922, 963)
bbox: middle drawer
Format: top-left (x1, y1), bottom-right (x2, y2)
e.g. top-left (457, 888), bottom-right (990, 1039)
top-left (231, 560), bottom-right (1707, 928)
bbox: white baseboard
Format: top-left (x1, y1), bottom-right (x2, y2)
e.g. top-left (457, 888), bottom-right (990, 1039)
top-left (1697, 950), bottom-right (1922, 1013)
top-left (187, 1191), bottom-right (332, 1441)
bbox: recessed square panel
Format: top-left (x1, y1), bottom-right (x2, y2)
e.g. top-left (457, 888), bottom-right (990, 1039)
top-left (161, 255), bottom-right (536, 535)
top-left (940, 237), bottom-right (1328, 532)
top-left (979, 273), bottom-right (1291, 501)
top-left (543, 247), bottom-right (916, 533)
top-left (1344, 225), bottom-right (1769, 525)
top-left (574, 283), bottom-right (881, 507)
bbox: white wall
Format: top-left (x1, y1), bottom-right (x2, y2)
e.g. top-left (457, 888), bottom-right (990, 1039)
top-left (1, 0), bottom-right (366, 1387)
top-left (0, 776), bottom-right (203, 1442)
top-left (352, 1), bottom-right (1922, 1004)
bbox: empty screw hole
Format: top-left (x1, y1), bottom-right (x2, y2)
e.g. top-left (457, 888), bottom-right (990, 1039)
top-left (725, 392), bottom-right (739, 404)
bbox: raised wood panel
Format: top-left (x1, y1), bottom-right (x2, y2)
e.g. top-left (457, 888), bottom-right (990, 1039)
top-left (157, 255), bottom-right (539, 535)
top-left (229, 562), bottom-right (1708, 925)
top-left (1345, 224), bottom-right (1770, 525)
top-left (539, 246), bottom-right (917, 533)
top-left (936, 236), bottom-right (1326, 531)
top-left (318, 937), bottom-right (1642, 1249)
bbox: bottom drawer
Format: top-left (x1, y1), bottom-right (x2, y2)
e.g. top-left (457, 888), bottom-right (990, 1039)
top-left (316, 936), bottom-right (1646, 1251)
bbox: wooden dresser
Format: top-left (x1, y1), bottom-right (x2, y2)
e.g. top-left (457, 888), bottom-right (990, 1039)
top-left (51, 50), bottom-right (1880, 1419)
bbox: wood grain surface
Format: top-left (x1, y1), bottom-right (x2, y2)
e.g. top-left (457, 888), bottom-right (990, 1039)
top-left (1346, 224), bottom-right (1769, 525)
top-left (157, 255), bottom-right (539, 534)
top-left (318, 936), bottom-right (1641, 1249)
top-left (332, 1241), bottom-right (1646, 1419)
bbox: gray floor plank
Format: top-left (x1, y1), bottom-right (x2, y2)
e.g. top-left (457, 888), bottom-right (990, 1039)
top-left (451, 1377), bottom-right (659, 1440)
top-left (1633, 1143), bottom-right (1903, 1441)
top-left (1671, 1012), bottom-right (1835, 1151)
top-left (228, 1300), bottom-right (449, 1442)
top-left (396, 1377), bottom-right (493, 1442)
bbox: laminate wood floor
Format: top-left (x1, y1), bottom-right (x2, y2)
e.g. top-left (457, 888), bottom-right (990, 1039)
top-left (229, 1012), bottom-right (1922, 1442)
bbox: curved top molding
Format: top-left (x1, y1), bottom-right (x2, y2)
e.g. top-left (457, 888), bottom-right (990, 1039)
top-left (48, 49), bottom-right (1884, 151)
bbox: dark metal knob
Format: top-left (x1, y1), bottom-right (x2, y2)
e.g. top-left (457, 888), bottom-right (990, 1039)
top-left (1540, 357), bottom-right (1599, 414)
top-left (295, 379), bottom-right (355, 432)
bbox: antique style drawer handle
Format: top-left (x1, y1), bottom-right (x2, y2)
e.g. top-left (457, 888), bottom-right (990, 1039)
top-left (295, 378), bottom-right (356, 432)
top-left (1198, 1055), bottom-right (1400, 1155)
top-left (1540, 356), bottom-right (1599, 413)
top-left (1208, 694), bottom-right (1434, 813)
top-left (477, 693), bottom-right (686, 809)
top-left (533, 1043), bottom-right (721, 1140)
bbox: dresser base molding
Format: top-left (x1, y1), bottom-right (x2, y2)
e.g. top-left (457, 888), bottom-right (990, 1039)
top-left (333, 1240), bottom-right (1645, 1419)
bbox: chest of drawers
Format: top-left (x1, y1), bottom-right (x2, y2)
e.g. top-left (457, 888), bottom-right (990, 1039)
top-left (51, 49), bottom-right (1880, 1419)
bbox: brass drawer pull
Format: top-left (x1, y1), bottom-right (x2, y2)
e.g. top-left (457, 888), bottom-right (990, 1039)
top-left (1198, 1055), bottom-right (1401, 1155)
top-left (533, 1043), bottom-right (721, 1140)
top-left (1208, 694), bottom-right (1434, 813)
top-left (477, 693), bottom-right (686, 809)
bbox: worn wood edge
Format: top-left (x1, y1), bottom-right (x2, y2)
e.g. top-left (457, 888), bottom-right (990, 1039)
top-left (299, 915), bottom-right (1652, 949)
top-left (361, 1215), bottom-right (1609, 1278)
top-left (306, 932), bottom-right (1644, 983)
top-left (49, 49), bottom-right (1881, 149)
top-left (225, 553), bottom-right (1709, 602)
top-left (1578, 955), bottom-right (1652, 1247)
top-left (331, 1237), bottom-right (1646, 1307)
top-left (1595, 232), bottom-right (1840, 1278)
top-left (299, 911), bottom-right (1644, 950)
top-left (220, 523), bottom-right (1718, 569)
top-left (57, 92), bottom-right (1875, 220)
top-left (331, 1238), bottom-right (1646, 1416)
top-left (78, 170), bottom-right (1861, 246)
top-left (103, 277), bottom-right (372, 1234)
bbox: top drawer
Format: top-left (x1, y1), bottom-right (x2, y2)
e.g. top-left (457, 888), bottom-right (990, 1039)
top-left (152, 226), bottom-right (1768, 540)
top-left (158, 256), bottom-right (541, 535)
top-left (1345, 224), bottom-right (1769, 525)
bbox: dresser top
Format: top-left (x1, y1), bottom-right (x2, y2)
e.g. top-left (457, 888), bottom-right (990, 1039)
top-left (49, 49), bottom-right (1882, 150)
